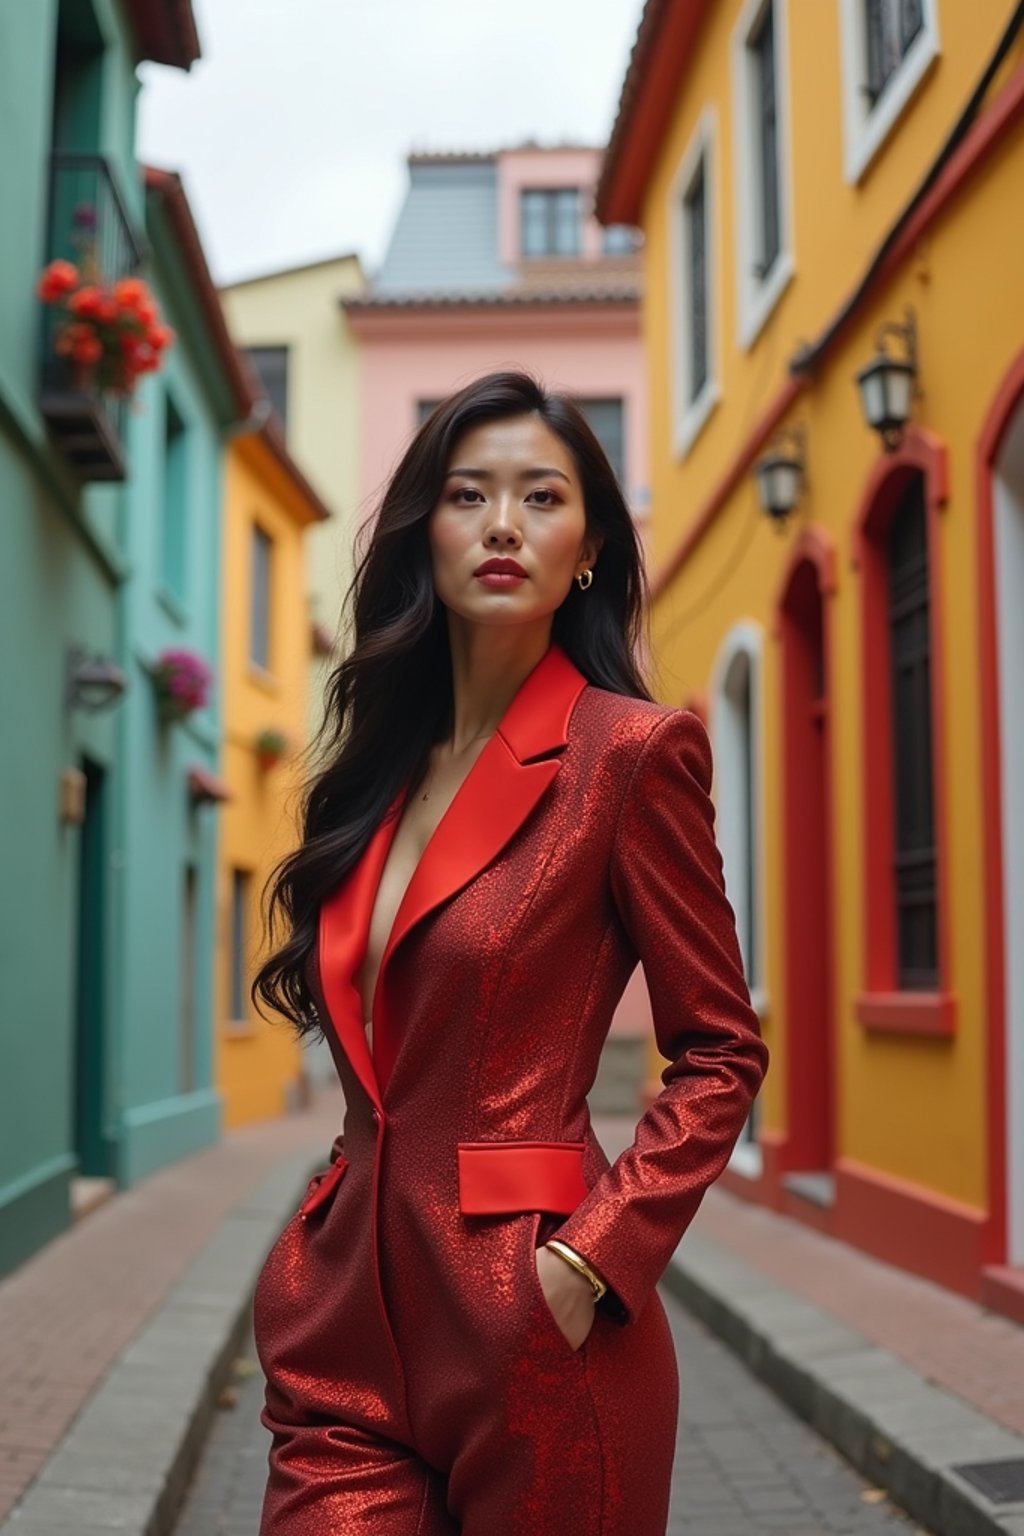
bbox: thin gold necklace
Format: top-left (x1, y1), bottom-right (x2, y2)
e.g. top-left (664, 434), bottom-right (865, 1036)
top-left (420, 728), bottom-right (496, 801)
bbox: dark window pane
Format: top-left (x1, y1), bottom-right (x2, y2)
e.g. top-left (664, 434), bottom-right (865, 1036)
top-left (685, 159), bottom-right (708, 401)
top-left (519, 187), bottom-right (580, 257)
top-left (230, 869), bottom-right (250, 1020)
top-left (887, 476), bottom-right (937, 987)
top-left (245, 346), bottom-right (289, 428)
top-left (251, 525), bottom-right (272, 670)
top-left (161, 393), bottom-right (187, 600)
top-left (865, 0), bottom-right (924, 105)
top-left (416, 399), bottom-right (442, 426)
top-left (602, 224), bottom-right (640, 255)
top-left (751, 0), bottom-right (780, 274)
top-left (579, 398), bottom-right (625, 485)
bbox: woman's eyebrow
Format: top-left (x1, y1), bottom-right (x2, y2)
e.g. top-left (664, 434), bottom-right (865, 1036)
top-left (444, 466), bottom-right (572, 483)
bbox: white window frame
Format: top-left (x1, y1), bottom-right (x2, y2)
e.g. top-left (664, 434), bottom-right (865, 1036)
top-left (838, 0), bottom-right (940, 183)
top-left (731, 0), bottom-right (795, 350)
top-left (669, 105), bottom-right (720, 458)
top-left (710, 622), bottom-right (770, 1180)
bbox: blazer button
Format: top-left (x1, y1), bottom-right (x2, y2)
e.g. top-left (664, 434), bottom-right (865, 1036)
top-left (371, 1107), bottom-right (381, 1126)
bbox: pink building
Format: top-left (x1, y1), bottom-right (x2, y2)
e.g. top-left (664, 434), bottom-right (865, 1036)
top-left (344, 145), bottom-right (649, 534)
top-left (343, 145), bottom-right (651, 1108)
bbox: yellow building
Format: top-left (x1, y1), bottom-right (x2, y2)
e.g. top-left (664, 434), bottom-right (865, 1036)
top-left (217, 418), bottom-right (329, 1128)
top-left (601, 0), bottom-right (1024, 1321)
top-left (220, 254), bottom-right (366, 732)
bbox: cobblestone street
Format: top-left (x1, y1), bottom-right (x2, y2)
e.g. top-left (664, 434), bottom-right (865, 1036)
top-left (172, 1289), bottom-right (927, 1536)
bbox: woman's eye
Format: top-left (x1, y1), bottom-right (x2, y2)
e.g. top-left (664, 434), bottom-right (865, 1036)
top-left (453, 487), bottom-right (483, 504)
top-left (529, 488), bottom-right (560, 506)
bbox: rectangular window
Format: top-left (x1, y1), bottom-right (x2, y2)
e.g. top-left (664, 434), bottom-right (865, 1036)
top-left (750, 0), bottom-right (780, 277)
top-left (161, 393), bottom-right (188, 602)
top-left (865, 0), bottom-right (924, 105)
top-left (887, 478), bottom-right (938, 988)
top-left (733, 0), bottom-right (793, 346)
top-left (181, 864), bottom-right (197, 1093)
top-left (520, 188), bottom-right (581, 257)
top-left (601, 224), bottom-right (641, 256)
top-left (245, 345), bottom-right (289, 428)
top-left (578, 399), bottom-right (625, 486)
top-left (230, 868), bottom-right (250, 1021)
top-left (684, 160), bottom-right (709, 403)
top-left (251, 524), bottom-right (272, 671)
top-left (416, 399), bottom-right (442, 426)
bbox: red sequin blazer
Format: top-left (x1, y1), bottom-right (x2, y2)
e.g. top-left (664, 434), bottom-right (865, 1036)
top-left (309, 640), bottom-right (769, 1328)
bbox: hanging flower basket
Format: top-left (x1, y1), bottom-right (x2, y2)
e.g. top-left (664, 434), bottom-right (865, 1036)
top-left (37, 199), bottom-right (175, 403)
top-left (254, 727), bottom-right (290, 772)
top-left (153, 647), bottom-right (214, 725)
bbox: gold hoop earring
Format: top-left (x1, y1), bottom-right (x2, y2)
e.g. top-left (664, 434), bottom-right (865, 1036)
top-left (575, 568), bottom-right (593, 591)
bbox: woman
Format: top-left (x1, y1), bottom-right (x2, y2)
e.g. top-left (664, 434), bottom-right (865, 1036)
top-left (251, 370), bottom-right (769, 1535)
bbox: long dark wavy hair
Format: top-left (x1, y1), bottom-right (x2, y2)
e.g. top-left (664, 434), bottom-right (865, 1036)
top-left (253, 369), bottom-right (654, 1036)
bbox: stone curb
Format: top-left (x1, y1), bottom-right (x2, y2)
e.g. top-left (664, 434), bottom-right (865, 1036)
top-left (663, 1228), bottom-right (1024, 1536)
top-left (1, 1149), bottom-right (319, 1536)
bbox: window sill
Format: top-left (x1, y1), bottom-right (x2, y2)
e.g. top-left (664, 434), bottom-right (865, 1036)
top-left (738, 247), bottom-right (794, 351)
top-left (673, 379), bottom-right (721, 460)
top-left (855, 990), bottom-right (956, 1037)
top-left (247, 663), bottom-right (279, 696)
top-left (223, 1018), bottom-right (256, 1039)
top-left (842, 24), bottom-right (940, 185)
top-left (156, 585), bottom-right (188, 627)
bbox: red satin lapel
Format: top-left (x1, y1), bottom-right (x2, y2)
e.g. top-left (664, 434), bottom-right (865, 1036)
top-left (318, 642), bottom-right (589, 1105)
top-left (318, 798), bottom-right (404, 1113)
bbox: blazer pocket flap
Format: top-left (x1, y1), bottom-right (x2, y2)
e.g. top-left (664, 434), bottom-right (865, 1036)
top-left (457, 1140), bottom-right (587, 1215)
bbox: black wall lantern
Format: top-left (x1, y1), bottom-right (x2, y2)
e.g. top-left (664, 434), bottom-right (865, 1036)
top-left (754, 424), bottom-right (806, 530)
top-left (66, 645), bottom-right (127, 713)
top-left (855, 307), bottom-right (918, 451)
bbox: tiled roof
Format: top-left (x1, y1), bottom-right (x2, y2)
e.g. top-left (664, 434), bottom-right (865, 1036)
top-left (343, 280), bottom-right (641, 313)
top-left (125, 0), bottom-right (200, 70)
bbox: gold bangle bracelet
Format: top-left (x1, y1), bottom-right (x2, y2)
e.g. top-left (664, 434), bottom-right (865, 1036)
top-left (543, 1239), bottom-right (609, 1301)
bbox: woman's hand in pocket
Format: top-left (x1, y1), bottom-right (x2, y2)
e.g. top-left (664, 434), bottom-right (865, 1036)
top-left (534, 1244), bottom-right (596, 1351)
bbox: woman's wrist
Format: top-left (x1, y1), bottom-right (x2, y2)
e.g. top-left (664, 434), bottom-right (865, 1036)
top-left (543, 1239), bottom-right (608, 1301)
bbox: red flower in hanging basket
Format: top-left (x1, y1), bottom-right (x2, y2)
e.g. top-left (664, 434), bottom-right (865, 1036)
top-left (254, 727), bottom-right (290, 771)
top-left (37, 254), bottom-right (175, 399)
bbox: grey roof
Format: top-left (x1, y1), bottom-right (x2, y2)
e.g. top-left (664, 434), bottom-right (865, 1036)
top-left (372, 159), bottom-right (516, 295)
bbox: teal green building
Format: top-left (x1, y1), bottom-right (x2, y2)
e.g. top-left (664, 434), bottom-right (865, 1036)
top-left (0, 0), bottom-right (255, 1275)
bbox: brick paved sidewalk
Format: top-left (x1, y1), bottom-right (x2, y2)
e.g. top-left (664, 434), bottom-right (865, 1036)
top-left (693, 1188), bottom-right (1024, 1441)
top-left (0, 1086), bottom-right (344, 1523)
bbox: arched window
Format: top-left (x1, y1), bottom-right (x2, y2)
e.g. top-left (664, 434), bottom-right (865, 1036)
top-left (711, 624), bottom-right (767, 1170)
top-left (853, 431), bottom-right (954, 1036)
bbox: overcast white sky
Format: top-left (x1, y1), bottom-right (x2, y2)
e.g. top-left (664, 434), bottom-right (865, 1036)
top-left (136, 0), bottom-right (646, 288)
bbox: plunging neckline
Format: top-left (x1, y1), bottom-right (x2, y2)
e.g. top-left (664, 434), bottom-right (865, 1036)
top-left (355, 732), bottom-right (498, 1034)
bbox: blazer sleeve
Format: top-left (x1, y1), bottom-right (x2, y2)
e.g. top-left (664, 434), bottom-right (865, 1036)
top-left (549, 708), bottom-right (769, 1326)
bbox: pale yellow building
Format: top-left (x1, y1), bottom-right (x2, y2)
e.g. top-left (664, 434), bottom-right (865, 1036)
top-left (220, 253), bottom-right (366, 734)
top-left (216, 419), bottom-right (329, 1128)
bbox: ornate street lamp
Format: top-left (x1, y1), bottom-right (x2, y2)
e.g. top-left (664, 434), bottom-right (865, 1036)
top-left (855, 307), bottom-right (918, 451)
top-left (754, 424), bottom-right (806, 530)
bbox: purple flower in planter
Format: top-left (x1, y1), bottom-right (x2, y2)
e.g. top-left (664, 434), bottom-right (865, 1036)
top-left (154, 646), bottom-right (214, 717)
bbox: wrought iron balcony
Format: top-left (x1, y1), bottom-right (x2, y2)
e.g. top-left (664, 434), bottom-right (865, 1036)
top-left (38, 152), bottom-right (146, 482)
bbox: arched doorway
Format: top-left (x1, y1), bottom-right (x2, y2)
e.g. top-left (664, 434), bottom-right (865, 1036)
top-left (775, 532), bottom-right (837, 1210)
top-left (979, 357), bottom-right (1024, 1278)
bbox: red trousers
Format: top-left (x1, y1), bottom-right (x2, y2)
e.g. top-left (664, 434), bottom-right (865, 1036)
top-left (253, 1112), bottom-right (679, 1534)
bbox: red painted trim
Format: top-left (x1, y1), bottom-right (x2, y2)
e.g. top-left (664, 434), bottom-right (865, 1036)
top-left (456, 1141), bottom-right (588, 1215)
top-left (854, 990), bottom-right (956, 1036)
top-left (772, 527), bottom-right (839, 1176)
top-left (975, 347), bottom-right (1024, 1267)
top-left (597, 0), bottom-right (716, 226)
top-left (650, 63), bottom-right (1024, 598)
top-left (835, 1158), bottom-right (985, 1299)
top-left (851, 429), bottom-right (954, 1029)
